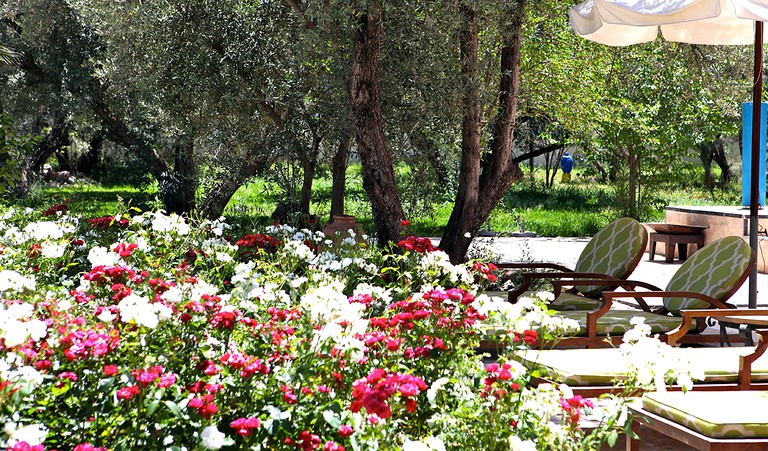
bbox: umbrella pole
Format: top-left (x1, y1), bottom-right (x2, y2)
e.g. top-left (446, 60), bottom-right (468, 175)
top-left (750, 21), bottom-right (764, 309)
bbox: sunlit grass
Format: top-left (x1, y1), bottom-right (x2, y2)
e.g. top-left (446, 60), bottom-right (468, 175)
top-left (11, 164), bottom-right (744, 238)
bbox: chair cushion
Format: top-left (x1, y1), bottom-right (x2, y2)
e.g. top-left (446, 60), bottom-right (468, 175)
top-left (642, 391), bottom-right (768, 438)
top-left (574, 217), bottom-right (647, 296)
top-left (664, 236), bottom-right (752, 314)
top-left (517, 347), bottom-right (768, 386)
top-left (547, 292), bottom-right (604, 311)
top-left (555, 310), bottom-right (694, 335)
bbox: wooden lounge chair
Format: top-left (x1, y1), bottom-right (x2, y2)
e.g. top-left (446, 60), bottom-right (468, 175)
top-left (516, 309), bottom-right (768, 397)
top-left (626, 310), bottom-right (768, 450)
top-left (491, 217), bottom-right (648, 311)
top-left (543, 235), bottom-right (754, 348)
top-left (627, 392), bottom-right (768, 450)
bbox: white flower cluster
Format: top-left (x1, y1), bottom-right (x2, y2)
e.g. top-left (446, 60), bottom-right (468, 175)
top-left (0, 270), bottom-right (36, 294)
top-left (0, 302), bottom-right (47, 348)
top-left (200, 424), bottom-right (229, 449)
top-left (619, 317), bottom-right (704, 392)
top-left (161, 279), bottom-right (220, 305)
top-left (418, 250), bottom-right (473, 287)
top-left (87, 246), bottom-right (121, 267)
top-left (3, 422), bottom-right (47, 447)
top-left (283, 240), bottom-right (316, 264)
top-left (402, 436), bottom-right (446, 451)
top-left (473, 293), bottom-right (579, 338)
top-left (301, 275), bottom-right (363, 325)
top-left (149, 210), bottom-right (190, 236)
top-left (117, 294), bottom-right (173, 329)
top-left (0, 353), bottom-right (44, 390)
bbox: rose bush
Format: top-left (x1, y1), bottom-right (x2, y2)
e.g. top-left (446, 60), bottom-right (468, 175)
top-left (0, 206), bottom-right (695, 450)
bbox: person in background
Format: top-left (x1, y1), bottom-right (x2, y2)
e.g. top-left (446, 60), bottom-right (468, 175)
top-left (560, 151), bottom-right (574, 183)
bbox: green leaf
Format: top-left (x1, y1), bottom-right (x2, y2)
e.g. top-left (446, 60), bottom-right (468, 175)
top-left (146, 399), bottom-right (160, 416)
top-left (164, 400), bottom-right (183, 418)
top-left (322, 409), bottom-right (341, 429)
top-left (606, 430), bottom-right (618, 447)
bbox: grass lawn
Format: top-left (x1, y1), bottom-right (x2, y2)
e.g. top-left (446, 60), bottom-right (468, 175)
top-left (4, 166), bottom-right (742, 238)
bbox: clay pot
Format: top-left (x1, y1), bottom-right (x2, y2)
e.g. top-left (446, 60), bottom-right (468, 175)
top-left (322, 215), bottom-right (362, 241)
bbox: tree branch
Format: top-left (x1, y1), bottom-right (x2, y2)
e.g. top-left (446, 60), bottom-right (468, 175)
top-left (282, 0), bottom-right (316, 29)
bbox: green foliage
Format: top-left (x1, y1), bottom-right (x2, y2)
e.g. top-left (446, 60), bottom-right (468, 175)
top-left (0, 114), bottom-right (40, 194)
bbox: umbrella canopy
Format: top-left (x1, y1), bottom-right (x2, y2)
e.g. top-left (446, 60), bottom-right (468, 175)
top-left (569, 0), bottom-right (768, 308)
top-left (570, 0), bottom-right (768, 45)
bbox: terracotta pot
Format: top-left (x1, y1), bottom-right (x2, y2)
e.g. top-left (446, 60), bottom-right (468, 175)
top-left (323, 215), bottom-right (362, 241)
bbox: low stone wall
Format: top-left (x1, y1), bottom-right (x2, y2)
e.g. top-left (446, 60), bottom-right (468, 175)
top-left (651, 206), bottom-right (768, 273)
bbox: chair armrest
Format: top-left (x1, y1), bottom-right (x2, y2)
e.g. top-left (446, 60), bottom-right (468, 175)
top-left (667, 308), bottom-right (768, 347)
top-left (494, 262), bottom-right (574, 273)
top-left (603, 290), bottom-right (725, 316)
top-left (495, 263), bottom-right (573, 302)
top-left (509, 272), bottom-right (619, 301)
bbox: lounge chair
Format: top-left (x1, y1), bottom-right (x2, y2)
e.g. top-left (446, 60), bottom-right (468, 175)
top-left (542, 235), bottom-right (754, 348)
top-left (628, 393), bottom-right (768, 450)
top-left (625, 311), bottom-right (768, 450)
top-left (517, 323), bottom-right (768, 397)
top-left (492, 217), bottom-right (648, 311)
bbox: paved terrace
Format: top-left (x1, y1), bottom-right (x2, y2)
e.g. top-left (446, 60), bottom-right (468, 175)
top-left (478, 236), bottom-right (768, 308)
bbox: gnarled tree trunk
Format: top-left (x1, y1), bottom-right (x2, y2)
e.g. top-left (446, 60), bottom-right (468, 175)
top-left (198, 158), bottom-right (267, 220)
top-left (159, 138), bottom-right (197, 215)
top-left (439, 1), bottom-right (527, 263)
top-left (349, 1), bottom-right (405, 245)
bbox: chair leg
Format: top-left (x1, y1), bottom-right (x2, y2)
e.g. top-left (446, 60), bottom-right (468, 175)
top-left (649, 241), bottom-right (657, 261)
top-left (626, 421), bottom-right (641, 451)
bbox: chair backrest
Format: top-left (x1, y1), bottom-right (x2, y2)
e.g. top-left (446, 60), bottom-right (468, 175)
top-left (574, 217), bottom-right (648, 296)
top-left (663, 236), bottom-right (754, 315)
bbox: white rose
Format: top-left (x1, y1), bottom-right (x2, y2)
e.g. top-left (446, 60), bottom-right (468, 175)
top-left (200, 425), bottom-right (227, 449)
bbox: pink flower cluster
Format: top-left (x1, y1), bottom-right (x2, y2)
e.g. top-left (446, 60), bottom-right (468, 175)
top-left (60, 327), bottom-right (119, 361)
top-left (87, 216), bottom-right (130, 229)
top-left (235, 233), bottom-right (281, 259)
top-left (560, 395), bottom-right (594, 426)
top-left (471, 261), bottom-right (498, 283)
top-left (482, 362), bottom-right (521, 399)
top-left (41, 199), bottom-right (69, 217)
top-left (220, 351), bottom-right (270, 378)
top-left (396, 236), bottom-right (436, 253)
top-left (350, 369), bottom-right (427, 419)
top-left (82, 265), bottom-right (145, 286)
top-left (112, 242), bottom-right (139, 258)
top-left (117, 365), bottom-right (177, 401)
top-left (230, 416), bottom-right (261, 436)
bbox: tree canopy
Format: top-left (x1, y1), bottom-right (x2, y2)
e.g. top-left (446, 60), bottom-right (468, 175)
top-left (0, 0), bottom-right (755, 261)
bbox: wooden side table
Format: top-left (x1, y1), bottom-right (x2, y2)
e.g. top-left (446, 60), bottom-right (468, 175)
top-left (649, 232), bottom-right (705, 263)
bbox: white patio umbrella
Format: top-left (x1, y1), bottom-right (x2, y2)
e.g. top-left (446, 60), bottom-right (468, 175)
top-left (570, 0), bottom-right (768, 308)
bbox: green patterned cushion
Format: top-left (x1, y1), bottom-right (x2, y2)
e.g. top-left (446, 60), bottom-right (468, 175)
top-left (574, 218), bottom-right (647, 296)
top-left (643, 391), bottom-right (768, 438)
top-left (664, 236), bottom-right (752, 314)
top-left (555, 310), bottom-right (694, 336)
top-left (517, 348), bottom-right (768, 386)
top-left (548, 292), bottom-right (604, 311)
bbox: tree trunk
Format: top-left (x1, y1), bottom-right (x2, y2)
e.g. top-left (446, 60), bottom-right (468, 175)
top-left (158, 139), bottom-right (196, 215)
top-left (627, 143), bottom-right (639, 218)
top-left (300, 134), bottom-right (322, 215)
top-left (330, 135), bottom-right (352, 218)
top-left (76, 131), bottom-right (104, 176)
top-left (439, 1), bottom-right (527, 263)
top-left (198, 159), bottom-right (266, 219)
top-left (711, 138), bottom-right (731, 186)
top-left (349, 1), bottom-right (405, 245)
top-left (30, 120), bottom-right (70, 172)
